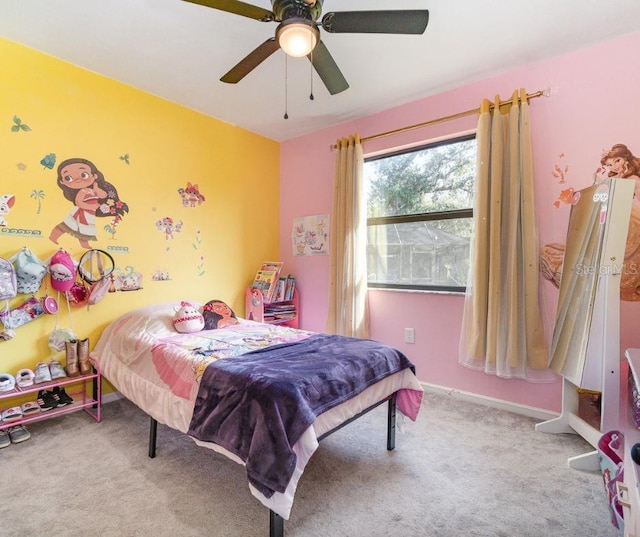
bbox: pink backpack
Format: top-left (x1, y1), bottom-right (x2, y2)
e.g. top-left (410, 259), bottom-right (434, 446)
top-left (88, 278), bottom-right (111, 306)
top-left (78, 249), bottom-right (114, 307)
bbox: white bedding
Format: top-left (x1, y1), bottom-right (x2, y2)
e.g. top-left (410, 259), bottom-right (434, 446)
top-left (91, 302), bottom-right (424, 519)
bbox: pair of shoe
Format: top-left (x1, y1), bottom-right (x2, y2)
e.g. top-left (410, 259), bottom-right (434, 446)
top-left (1, 401), bottom-right (42, 423)
top-left (0, 425), bottom-right (30, 448)
top-left (16, 368), bottom-right (35, 387)
top-left (34, 361), bottom-right (67, 384)
top-left (65, 338), bottom-right (91, 377)
top-left (21, 401), bottom-right (40, 415)
top-left (0, 372), bottom-right (16, 392)
top-left (37, 387), bottom-right (73, 411)
top-left (1, 406), bottom-right (23, 422)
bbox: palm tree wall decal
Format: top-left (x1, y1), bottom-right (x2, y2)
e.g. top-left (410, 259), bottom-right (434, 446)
top-left (30, 189), bottom-right (45, 214)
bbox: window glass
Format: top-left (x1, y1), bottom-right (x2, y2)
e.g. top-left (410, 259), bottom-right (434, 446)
top-left (364, 135), bottom-right (476, 291)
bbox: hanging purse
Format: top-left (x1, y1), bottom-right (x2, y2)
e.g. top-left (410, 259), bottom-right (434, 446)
top-left (40, 279), bottom-right (58, 314)
top-left (79, 249), bottom-right (115, 307)
top-left (0, 295), bottom-right (44, 330)
top-left (48, 291), bottom-right (76, 352)
top-left (67, 278), bottom-right (89, 307)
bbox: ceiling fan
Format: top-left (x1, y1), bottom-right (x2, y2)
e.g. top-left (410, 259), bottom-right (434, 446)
top-left (183, 0), bottom-right (430, 95)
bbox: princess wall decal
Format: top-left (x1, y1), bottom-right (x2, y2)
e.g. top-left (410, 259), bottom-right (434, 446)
top-left (49, 158), bottom-right (129, 248)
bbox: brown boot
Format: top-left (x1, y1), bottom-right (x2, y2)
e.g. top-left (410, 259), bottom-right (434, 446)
top-left (65, 340), bottom-right (80, 377)
top-left (78, 338), bottom-right (92, 375)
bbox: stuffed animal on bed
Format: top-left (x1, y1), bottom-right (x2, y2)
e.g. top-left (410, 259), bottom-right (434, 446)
top-left (172, 301), bottom-right (204, 333)
top-left (202, 299), bottom-right (239, 330)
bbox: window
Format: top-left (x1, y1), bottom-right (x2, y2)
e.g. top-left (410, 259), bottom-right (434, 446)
top-left (364, 134), bottom-right (476, 292)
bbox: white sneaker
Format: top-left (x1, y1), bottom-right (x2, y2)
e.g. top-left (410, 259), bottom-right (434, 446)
top-left (48, 360), bottom-right (67, 380)
top-left (34, 362), bottom-right (52, 383)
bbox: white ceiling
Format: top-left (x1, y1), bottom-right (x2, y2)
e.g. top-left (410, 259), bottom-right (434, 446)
top-left (1, 0), bottom-right (639, 142)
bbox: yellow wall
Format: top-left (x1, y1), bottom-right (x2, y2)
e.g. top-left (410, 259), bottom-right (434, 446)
top-left (0, 38), bottom-right (280, 380)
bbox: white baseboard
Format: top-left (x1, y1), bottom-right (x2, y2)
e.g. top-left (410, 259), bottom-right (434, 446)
top-left (102, 384), bottom-right (558, 423)
top-left (421, 381), bottom-right (560, 422)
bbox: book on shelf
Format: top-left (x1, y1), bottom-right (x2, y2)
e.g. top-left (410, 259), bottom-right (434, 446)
top-left (260, 261), bottom-right (284, 275)
top-left (283, 275), bottom-right (296, 301)
top-left (263, 303), bottom-right (296, 322)
top-left (272, 275), bottom-right (296, 302)
top-left (274, 277), bottom-right (287, 302)
top-left (251, 262), bottom-right (285, 303)
top-left (265, 303), bottom-right (295, 310)
top-left (251, 269), bottom-right (279, 302)
top-left (250, 262), bottom-right (295, 303)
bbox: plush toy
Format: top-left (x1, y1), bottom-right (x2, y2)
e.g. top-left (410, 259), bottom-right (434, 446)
top-left (202, 299), bottom-right (239, 330)
top-left (172, 301), bottom-right (204, 333)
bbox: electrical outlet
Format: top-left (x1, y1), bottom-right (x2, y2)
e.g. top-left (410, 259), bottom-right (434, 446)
top-left (404, 328), bottom-right (415, 344)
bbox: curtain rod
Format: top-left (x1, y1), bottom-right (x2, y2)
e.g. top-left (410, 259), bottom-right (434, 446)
top-left (331, 87), bottom-right (550, 150)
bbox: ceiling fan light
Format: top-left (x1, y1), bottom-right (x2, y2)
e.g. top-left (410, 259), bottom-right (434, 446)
top-left (277, 22), bottom-right (319, 58)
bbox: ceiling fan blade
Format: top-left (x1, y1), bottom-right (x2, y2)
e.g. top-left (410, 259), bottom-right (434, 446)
top-left (307, 41), bottom-right (349, 95)
top-left (221, 38), bottom-right (280, 83)
top-left (322, 10), bottom-right (429, 34)
top-left (183, 0), bottom-right (274, 22)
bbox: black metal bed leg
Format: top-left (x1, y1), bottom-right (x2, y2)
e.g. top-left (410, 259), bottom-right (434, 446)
top-left (387, 394), bottom-right (397, 451)
top-left (269, 510), bottom-right (284, 537)
top-left (149, 417), bottom-right (158, 458)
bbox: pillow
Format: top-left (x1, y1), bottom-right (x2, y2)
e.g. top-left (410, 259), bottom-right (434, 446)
top-left (202, 299), bottom-right (239, 330)
top-left (173, 301), bottom-right (204, 333)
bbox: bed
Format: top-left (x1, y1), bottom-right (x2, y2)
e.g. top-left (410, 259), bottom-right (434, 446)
top-left (91, 301), bottom-right (424, 537)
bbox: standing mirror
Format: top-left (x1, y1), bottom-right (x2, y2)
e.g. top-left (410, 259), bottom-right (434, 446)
top-left (549, 179), bottom-right (634, 388)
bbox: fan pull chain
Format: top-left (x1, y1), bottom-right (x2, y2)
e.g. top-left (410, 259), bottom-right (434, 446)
top-left (284, 54), bottom-right (289, 120)
top-left (309, 50), bottom-right (314, 101)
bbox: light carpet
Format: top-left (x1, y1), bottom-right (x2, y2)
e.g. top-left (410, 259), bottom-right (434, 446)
top-left (0, 393), bottom-right (621, 537)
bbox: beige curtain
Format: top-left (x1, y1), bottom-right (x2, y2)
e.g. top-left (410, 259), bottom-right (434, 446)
top-left (326, 134), bottom-right (370, 338)
top-left (459, 89), bottom-right (550, 380)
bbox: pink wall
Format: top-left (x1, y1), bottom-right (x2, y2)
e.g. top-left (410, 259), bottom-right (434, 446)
top-left (280, 31), bottom-right (640, 413)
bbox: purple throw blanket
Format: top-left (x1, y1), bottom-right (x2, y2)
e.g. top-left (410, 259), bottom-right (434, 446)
top-left (187, 333), bottom-right (415, 498)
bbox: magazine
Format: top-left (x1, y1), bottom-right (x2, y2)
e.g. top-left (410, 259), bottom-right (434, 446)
top-left (260, 261), bottom-right (284, 275)
top-left (251, 262), bottom-right (287, 302)
top-left (251, 269), bottom-right (279, 302)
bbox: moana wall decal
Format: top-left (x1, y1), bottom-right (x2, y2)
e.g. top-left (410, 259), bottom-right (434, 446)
top-left (49, 158), bottom-right (129, 248)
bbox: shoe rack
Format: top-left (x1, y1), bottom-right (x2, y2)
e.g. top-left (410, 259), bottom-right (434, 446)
top-left (0, 359), bottom-right (102, 431)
